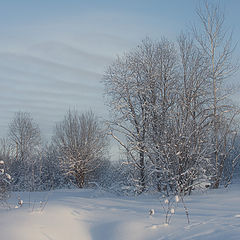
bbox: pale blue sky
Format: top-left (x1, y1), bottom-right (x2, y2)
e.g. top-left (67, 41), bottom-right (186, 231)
top-left (0, 0), bottom-right (239, 143)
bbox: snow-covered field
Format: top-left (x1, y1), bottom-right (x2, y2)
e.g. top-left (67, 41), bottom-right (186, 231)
top-left (0, 185), bottom-right (240, 240)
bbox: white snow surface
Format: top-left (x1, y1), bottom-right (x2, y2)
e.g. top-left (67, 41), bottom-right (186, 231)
top-left (0, 185), bottom-right (240, 240)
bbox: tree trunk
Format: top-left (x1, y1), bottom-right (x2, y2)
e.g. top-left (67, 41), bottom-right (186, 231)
top-left (139, 151), bottom-right (145, 193)
top-left (76, 171), bottom-right (85, 188)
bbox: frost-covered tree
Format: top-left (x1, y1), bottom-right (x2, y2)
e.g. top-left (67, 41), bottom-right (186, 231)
top-left (39, 143), bottom-right (68, 190)
top-left (144, 33), bottom-right (214, 195)
top-left (173, 33), bottom-right (212, 193)
top-left (103, 2), bottom-right (239, 194)
top-left (52, 110), bottom-right (108, 188)
top-left (7, 112), bottom-right (42, 191)
top-left (103, 38), bottom-right (178, 193)
top-left (9, 112), bottom-right (41, 162)
top-left (103, 36), bottom-right (212, 195)
top-left (194, 1), bottom-right (239, 188)
top-left (0, 157), bottom-right (11, 201)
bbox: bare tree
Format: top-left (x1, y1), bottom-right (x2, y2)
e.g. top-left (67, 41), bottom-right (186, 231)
top-left (147, 33), bottom-right (213, 195)
top-left (9, 112), bottom-right (41, 162)
top-left (103, 38), bottom-right (178, 193)
top-left (53, 110), bottom-right (107, 188)
top-left (174, 33), bottom-right (213, 193)
top-left (194, 1), bottom-right (239, 188)
top-left (8, 112), bottom-right (41, 190)
top-left (103, 2), bottom-right (239, 194)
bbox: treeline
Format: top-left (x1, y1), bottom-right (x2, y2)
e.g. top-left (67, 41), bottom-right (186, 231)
top-left (0, 2), bottom-right (240, 198)
top-left (0, 111), bottom-right (113, 193)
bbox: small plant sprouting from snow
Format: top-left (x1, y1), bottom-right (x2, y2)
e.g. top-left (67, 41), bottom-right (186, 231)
top-left (157, 194), bottom-right (189, 225)
top-left (14, 193), bottom-right (49, 212)
top-left (15, 196), bottom-right (23, 209)
top-left (149, 209), bottom-right (155, 216)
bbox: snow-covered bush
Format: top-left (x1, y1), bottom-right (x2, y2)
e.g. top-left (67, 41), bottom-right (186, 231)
top-left (39, 144), bottom-right (69, 190)
top-left (0, 160), bottom-right (11, 201)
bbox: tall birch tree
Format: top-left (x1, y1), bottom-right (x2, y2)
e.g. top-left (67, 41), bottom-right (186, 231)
top-left (194, 1), bottom-right (239, 188)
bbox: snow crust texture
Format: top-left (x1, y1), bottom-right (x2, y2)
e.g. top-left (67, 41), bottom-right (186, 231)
top-left (0, 186), bottom-right (240, 240)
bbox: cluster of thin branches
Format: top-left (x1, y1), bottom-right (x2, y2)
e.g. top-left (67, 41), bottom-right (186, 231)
top-left (103, 1), bottom-right (240, 196)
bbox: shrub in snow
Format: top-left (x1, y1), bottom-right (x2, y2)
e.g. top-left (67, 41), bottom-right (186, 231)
top-left (159, 194), bottom-right (189, 225)
top-left (0, 160), bottom-right (11, 201)
top-left (52, 110), bottom-right (108, 189)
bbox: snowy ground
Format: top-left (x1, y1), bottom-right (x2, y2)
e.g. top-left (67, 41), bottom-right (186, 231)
top-left (0, 185), bottom-right (240, 240)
